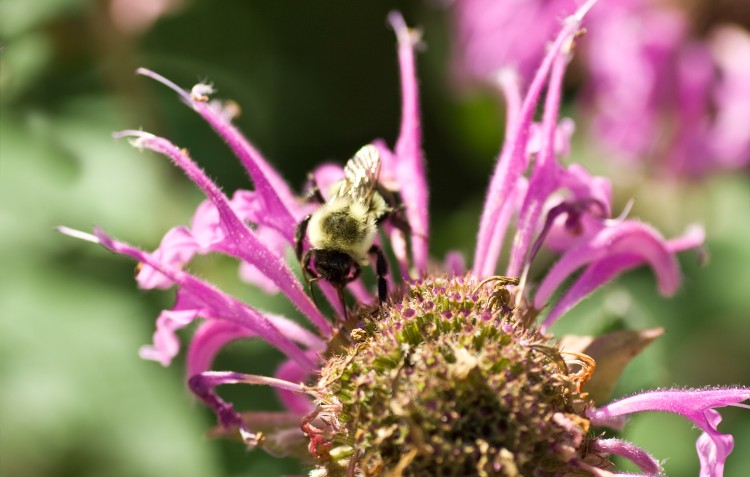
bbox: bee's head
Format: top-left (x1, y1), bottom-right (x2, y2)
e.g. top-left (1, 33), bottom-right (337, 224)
top-left (311, 249), bottom-right (357, 287)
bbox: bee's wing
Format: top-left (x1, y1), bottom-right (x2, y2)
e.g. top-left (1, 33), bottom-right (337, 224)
top-left (336, 144), bottom-right (381, 203)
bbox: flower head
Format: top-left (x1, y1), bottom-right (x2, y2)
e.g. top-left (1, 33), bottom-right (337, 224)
top-left (62, 4), bottom-right (748, 476)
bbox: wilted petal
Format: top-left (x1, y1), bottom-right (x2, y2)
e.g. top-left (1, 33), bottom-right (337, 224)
top-left (559, 328), bottom-right (664, 403)
top-left (588, 388), bottom-right (750, 477)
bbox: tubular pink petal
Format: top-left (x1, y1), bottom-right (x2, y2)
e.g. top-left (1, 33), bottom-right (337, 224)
top-left (474, 1), bottom-right (597, 277)
top-left (188, 371), bottom-right (306, 447)
top-left (193, 101), bottom-right (300, 230)
top-left (669, 223), bottom-right (706, 251)
top-left (389, 11), bottom-right (429, 275)
top-left (117, 133), bottom-right (330, 335)
top-left (541, 254), bottom-right (639, 331)
top-left (135, 68), bottom-right (192, 103)
top-left (588, 388), bottom-right (750, 477)
top-left (92, 228), bottom-right (318, 370)
top-left (187, 320), bottom-right (255, 378)
top-left (496, 69), bottom-right (522, 136)
top-left (274, 359), bottom-right (315, 415)
top-left (187, 317), bottom-right (324, 380)
top-left (593, 438), bottom-right (662, 475)
top-left (238, 261), bottom-right (280, 294)
top-left (534, 222), bottom-right (680, 310)
top-left (540, 224), bottom-right (705, 329)
top-left (507, 50), bottom-right (569, 277)
top-left (476, 178), bottom-right (526, 278)
top-left (136, 68), bottom-right (300, 233)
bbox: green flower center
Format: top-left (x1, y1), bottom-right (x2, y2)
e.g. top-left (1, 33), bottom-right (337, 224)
top-left (307, 275), bottom-right (607, 477)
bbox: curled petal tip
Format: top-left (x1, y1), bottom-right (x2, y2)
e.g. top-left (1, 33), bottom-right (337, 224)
top-left (388, 11), bottom-right (422, 46)
top-left (190, 83), bottom-right (215, 102)
top-left (113, 129), bottom-right (159, 151)
top-left (136, 67), bottom-right (192, 103)
top-left (56, 226), bottom-right (100, 244)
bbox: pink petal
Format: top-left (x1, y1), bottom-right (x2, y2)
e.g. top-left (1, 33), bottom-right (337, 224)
top-left (388, 12), bottom-right (429, 275)
top-left (139, 307), bottom-right (198, 366)
top-left (588, 388), bottom-right (750, 477)
top-left (593, 438), bottom-right (662, 475)
top-left (93, 228), bottom-right (318, 370)
top-left (474, 0), bottom-right (598, 278)
top-left (136, 68), bottom-right (300, 236)
top-left (117, 131), bottom-right (330, 335)
top-left (136, 226), bottom-right (198, 289)
top-left (187, 320), bottom-right (255, 378)
top-left (507, 50), bottom-right (569, 277)
top-left (541, 224), bottom-right (705, 330)
top-left (274, 359), bottom-right (315, 415)
top-left (188, 371), bottom-right (305, 447)
top-left (534, 221), bottom-right (681, 310)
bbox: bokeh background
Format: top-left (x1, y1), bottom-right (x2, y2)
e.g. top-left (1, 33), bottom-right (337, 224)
top-left (2, 1), bottom-right (749, 476)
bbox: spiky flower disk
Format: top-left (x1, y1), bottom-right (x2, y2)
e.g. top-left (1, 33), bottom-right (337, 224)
top-left (308, 276), bottom-right (609, 477)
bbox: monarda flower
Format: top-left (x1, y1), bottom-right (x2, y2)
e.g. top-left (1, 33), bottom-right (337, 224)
top-left (61, 4), bottom-right (748, 476)
top-left (451, 0), bottom-right (750, 177)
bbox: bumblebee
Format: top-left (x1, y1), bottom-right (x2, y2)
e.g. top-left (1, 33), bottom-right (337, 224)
top-left (295, 145), bottom-right (397, 317)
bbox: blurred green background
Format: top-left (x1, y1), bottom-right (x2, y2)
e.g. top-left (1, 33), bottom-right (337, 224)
top-left (1, 1), bottom-right (748, 476)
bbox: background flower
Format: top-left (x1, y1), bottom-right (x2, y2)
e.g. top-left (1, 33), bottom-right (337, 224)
top-left (451, 0), bottom-right (750, 177)
top-left (3, 1), bottom-right (750, 476)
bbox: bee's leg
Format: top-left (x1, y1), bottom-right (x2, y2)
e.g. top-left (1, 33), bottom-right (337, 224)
top-left (295, 215), bottom-right (312, 262)
top-left (336, 286), bottom-right (348, 322)
top-left (304, 173), bottom-right (326, 204)
top-left (388, 207), bottom-right (412, 237)
top-left (301, 250), bottom-right (321, 309)
top-left (369, 245), bottom-right (389, 302)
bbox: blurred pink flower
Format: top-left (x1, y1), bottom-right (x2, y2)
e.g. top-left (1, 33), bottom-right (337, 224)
top-left (451, 0), bottom-right (750, 176)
